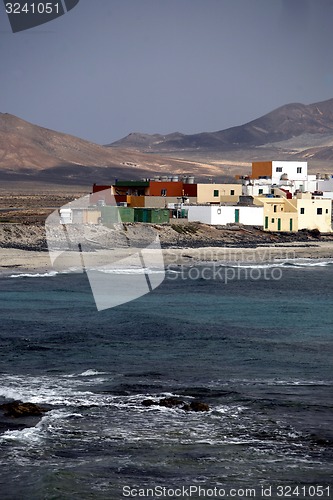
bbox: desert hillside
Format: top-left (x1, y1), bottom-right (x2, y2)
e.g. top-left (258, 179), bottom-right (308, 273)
top-left (1, 97), bottom-right (333, 189)
top-left (0, 113), bottom-right (225, 186)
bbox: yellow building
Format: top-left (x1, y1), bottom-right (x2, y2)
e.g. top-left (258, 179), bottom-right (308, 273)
top-left (254, 197), bottom-right (298, 232)
top-left (290, 193), bottom-right (332, 233)
top-left (255, 193), bottom-right (332, 233)
top-left (197, 184), bottom-right (242, 204)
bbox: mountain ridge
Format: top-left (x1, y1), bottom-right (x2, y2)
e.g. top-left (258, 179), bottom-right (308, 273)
top-left (0, 113), bottom-right (223, 185)
top-left (1, 97), bottom-right (333, 188)
top-left (108, 98), bottom-right (333, 156)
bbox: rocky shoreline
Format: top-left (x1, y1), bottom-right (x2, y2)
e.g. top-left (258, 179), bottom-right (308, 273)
top-left (1, 222), bottom-right (333, 252)
top-left (0, 222), bottom-right (332, 275)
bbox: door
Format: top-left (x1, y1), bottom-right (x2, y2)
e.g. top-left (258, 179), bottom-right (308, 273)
top-left (277, 218), bottom-right (281, 231)
top-left (289, 218), bottom-right (293, 231)
top-left (142, 209), bottom-right (150, 223)
top-left (235, 209), bottom-right (240, 223)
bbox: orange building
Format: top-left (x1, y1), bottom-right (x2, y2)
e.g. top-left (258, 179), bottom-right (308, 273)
top-left (251, 162), bottom-right (273, 179)
top-left (149, 181), bottom-right (183, 197)
top-left (91, 179), bottom-right (197, 205)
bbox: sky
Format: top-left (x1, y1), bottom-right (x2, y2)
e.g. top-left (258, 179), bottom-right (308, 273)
top-left (0, 0), bottom-right (333, 144)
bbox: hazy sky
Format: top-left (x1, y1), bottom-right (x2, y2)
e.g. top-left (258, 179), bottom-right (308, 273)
top-left (1, 0), bottom-right (333, 144)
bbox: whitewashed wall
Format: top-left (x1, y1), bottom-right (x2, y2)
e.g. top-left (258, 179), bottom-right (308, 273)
top-left (271, 161), bottom-right (308, 185)
top-left (188, 205), bottom-right (264, 226)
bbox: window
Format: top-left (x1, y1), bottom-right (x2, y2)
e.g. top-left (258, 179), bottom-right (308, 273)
top-left (271, 218), bottom-right (275, 223)
top-left (217, 208), bottom-right (221, 214)
top-left (258, 189), bottom-right (263, 195)
top-left (300, 208), bottom-right (305, 215)
top-left (317, 208), bottom-right (323, 215)
top-left (276, 167), bottom-right (282, 172)
top-left (326, 209), bottom-right (329, 214)
top-left (161, 189), bottom-right (167, 196)
top-left (230, 190), bottom-right (235, 196)
top-left (213, 190), bottom-right (219, 197)
top-left (297, 167), bottom-right (302, 174)
top-left (273, 205), bottom-right (277, 213)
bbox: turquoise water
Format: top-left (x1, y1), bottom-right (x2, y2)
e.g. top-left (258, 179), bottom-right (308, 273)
top-left (0, 262), bottom-right (332, 499)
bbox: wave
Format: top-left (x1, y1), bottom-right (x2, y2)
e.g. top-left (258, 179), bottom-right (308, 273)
top-left (1, 374), bottom-right (327, 465)
top-left (1, 374), bottom-right (331, 409)
top-left (281, 259), bottom-right (333, 268)
top-left (5, 266), bottom-right (171, 279)
top-left (0, 409), bottom-right (84, 446)
top-left (208, 378), bottom-right (333, 388)
top-left (63, 369), bottom-right (109, 378)
top-left (3, 259), bottom-right (332, 280)
top-left (89, 267), bottom-right (165, 275)
top-left (8, 271), bottom-right (59, 278)
top-left (222, 258), bottom-right (333, 269)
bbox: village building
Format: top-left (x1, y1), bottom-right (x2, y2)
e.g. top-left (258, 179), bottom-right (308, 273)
top-left (316, 174), bottom-right (333, 200)
top-left (244, 161), bottom-right (317, 196)
top-left (196, 183), bottom-right (242, 204)
top-left (187, 204), bottom-right (264, 226)
top-left (64, 160), bottom-right (333, 233)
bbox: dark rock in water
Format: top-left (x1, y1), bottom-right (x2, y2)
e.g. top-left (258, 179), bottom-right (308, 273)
top-left (0, 401), bottom-right (48, 418)
top-left (159, 397), bottom-right (185, 408)
top-left (141, 399), bottom-right (158, 407)
top-left (141, 397), bottom-right (210, 412)
top-left (188, 401), bottom-right (210, 412)
top-left (309, 434), bottom-right (333, 447)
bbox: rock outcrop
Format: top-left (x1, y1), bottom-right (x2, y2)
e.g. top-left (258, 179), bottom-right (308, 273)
top-left (141, 397), bottom-right (210, 412)
top-left (0, 401), bottom-right (49, 418)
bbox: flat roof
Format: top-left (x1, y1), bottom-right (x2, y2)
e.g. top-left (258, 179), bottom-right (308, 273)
top-left (114, 181), bottom-right (149, 187)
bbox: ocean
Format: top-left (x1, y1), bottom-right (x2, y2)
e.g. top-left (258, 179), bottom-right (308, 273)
top-left (0, 259), bottom-right (332, 500)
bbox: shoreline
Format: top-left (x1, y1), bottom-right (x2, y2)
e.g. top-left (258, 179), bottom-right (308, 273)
top-left (1, 242), bottom-right (332, 275)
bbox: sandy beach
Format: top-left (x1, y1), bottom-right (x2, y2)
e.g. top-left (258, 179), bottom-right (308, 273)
top-left (1, 242), bottom-right (332, 275)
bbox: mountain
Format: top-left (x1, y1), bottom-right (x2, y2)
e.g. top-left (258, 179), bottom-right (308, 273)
top-left (108, 98), bottom-right (333, 160)
top-left (1, 97), bottom-right (333, 189)
top-left (0, 114), bottom-right (226, 186)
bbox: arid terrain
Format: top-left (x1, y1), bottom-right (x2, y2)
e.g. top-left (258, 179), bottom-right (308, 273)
top-left (0, 113), bottom-right (230, 186)
top-left (0, 192), bottom-right (85, 224)
top-left (1, 98), bottom-right (333, 188)
top-left (109, 98), bottom-right (333, 179)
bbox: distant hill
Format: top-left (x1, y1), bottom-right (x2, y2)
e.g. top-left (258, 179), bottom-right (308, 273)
top-left (108, 98), bottom-right (333, 161)
top-left (0, 114), bottom-right (226, 185)
top-left (1, 97), bottom-right (333, 189)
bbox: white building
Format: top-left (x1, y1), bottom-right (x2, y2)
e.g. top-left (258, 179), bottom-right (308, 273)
top-left (250, 161), bottom-right (315, 194)
top-left (188, 205), bottom-right (264, 226)
top-left (316, 175), bottom-right (333, 199)
top-left (242, 178), bottom-right (272, 197)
